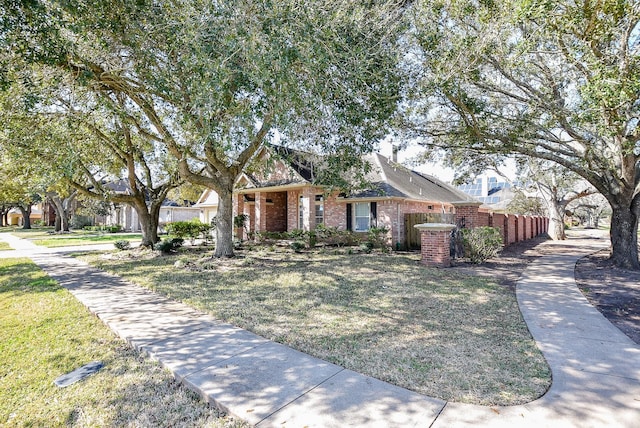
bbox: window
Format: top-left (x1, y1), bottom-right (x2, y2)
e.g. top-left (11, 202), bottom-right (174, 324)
top-left (346, 201), bottom-right (377, 232)
top-left (298, 195), bottom-right (305, 229)
top-left (354, 202), bottom-right (370, 232)
top-left (314, 195), bottom-right (324, 225)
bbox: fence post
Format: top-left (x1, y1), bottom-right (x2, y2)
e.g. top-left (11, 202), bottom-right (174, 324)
top-left (453, 201), bottom-right (483, 228)
top-left (415, 223), bottom-right (457, 267)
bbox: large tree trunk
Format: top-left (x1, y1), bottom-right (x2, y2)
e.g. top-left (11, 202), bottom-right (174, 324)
top-left (538, 183), bottom-right (567, 240)
top-left (50, 197), bottom-right (71, 232)
top-left (547, 202), bottom-right (566, 240)
top-left (132, 200), bottom-right (161, 248)
top-left (0, 207), bottom-right (8, 226)
top-left (214, 189), bottom-right (235, 257)
top-left (138, 213), bottom-right (159, 248)
top-left (609, 203), bottom-right (640, 270)
top-left (19, 206), bottom-right (32, 229)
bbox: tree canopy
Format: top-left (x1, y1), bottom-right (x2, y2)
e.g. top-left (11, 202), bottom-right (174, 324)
top-left (405, 0), bottom-right (640, 268)
top-left (2, 0), bottom-right (405, 256)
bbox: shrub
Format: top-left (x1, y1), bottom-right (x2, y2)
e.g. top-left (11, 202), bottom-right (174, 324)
top-left (166, 220), bottom-right (212, 243)
top-left (359, 242), bottom-right (374, 253)
top-left (113, 240), bottom-right (131, 251)
top-left (314, 224), bottom-right (360, 247)
top-left (290, 241), bottom-right (305, 253)
top-left (367, 226), bottom-right (390, 250)
top-left (308, 231), bottom-right (317, 248)
top-left (460, 227), bottom-right (503, 264)
top-left (71, 215), bottom-right (93, 229)
top-left (155, 237), bottom-right (184, 254)
top-left (287, 229), bottom-right (307, 239)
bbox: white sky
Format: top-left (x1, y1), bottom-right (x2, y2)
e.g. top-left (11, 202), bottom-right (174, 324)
top-left (378, 140), bottom-right (457, 183)
top-left (378, 140), bottom-right (518, 185)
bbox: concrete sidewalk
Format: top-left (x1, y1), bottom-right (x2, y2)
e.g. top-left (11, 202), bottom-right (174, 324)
top-left (1, 231), bottom-right (639, 427)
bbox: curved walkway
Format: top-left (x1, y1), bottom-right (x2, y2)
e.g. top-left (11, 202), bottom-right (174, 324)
top-left (1, 230), bottom-right (639, 427)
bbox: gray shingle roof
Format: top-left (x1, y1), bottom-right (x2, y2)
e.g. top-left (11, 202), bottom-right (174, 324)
top-left (347, 153), bottom-right (478, 203)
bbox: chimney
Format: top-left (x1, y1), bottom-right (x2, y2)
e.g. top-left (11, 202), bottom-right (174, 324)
top-left (392, 145), bottom-right (398, 163)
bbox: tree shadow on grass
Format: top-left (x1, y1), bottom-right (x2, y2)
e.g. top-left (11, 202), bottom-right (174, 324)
top-left (0, 259), bottom-right (61, 294)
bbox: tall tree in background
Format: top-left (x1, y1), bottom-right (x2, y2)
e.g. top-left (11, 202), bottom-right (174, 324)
top-left (0, 151), bottom-right (44, 229)
top-left (0, 70), bottom-right (181, 246)
top-left (3, 0), bottom-right (405, 257)
top-left (406, 0), bottom-right (640, 268)
top-left (517, 159), bottom-right (595, 240)
top-left (569, 193), bottom-right (611, 228)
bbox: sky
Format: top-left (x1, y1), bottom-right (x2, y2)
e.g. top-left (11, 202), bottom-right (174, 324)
top-left (378, 140), bottom-right (456, 183)
top-left (378, 140), bottom-right (518, 185)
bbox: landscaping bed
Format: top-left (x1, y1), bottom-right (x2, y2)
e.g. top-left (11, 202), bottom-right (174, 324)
top-left (576, 249), bottom-right (640, 345)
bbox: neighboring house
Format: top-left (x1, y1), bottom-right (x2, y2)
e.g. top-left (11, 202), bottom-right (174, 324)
top-left (158, 201), bottom-right (201, 228)
top-left (194, 189), bottom-right (219, 225)
top-left (7, 205), bottom-right (42, 226)
top-left (198, 145), bottom-right (479, 248)
top-left (102, 180), bottom-right (199, 232)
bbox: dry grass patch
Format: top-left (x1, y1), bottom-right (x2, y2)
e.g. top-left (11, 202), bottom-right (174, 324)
top-left (82, 247), bottom-right (551, 405)
top-left (0, 258), bottom-right (247, 428)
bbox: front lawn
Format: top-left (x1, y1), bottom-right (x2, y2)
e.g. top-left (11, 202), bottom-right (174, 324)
top-left (10, 229), bottom-right (142, 247)
top-left (81, 246), bottom-right (551, 406)
top-left (0, 241), bottom-right (12, 251)
top-left (0, 258), bottom-right (246, 428)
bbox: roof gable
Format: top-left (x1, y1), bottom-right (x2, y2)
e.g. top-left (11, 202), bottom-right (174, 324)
top-left (242, 145), bottom-right (312, 188)
top-left (348, 153), bottom-right (478, 203)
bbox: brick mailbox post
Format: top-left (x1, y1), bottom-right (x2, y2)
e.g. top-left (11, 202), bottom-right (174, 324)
top-left (414, 223), bottom-right (457, 267)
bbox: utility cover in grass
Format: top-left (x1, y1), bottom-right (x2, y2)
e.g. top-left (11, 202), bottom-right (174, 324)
top-left (54, 361), bottom-right (104, 387)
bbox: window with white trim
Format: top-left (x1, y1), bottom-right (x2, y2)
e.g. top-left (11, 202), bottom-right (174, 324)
top-left (354, 202), bottom-right (370, 232)
top-left (298, 195), bottom-right (305, 229)
top-left (314, 195), bottom-right (324, 225)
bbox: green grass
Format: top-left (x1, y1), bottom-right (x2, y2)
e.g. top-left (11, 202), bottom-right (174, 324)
top-left (10, 229), bottom-right (142, 247)
top-left (0, 258), bottom-right (247, 428)
top-left (81, 246), bottom-right (552, 406)
top-left (0, 241), bottom-right (12, 251)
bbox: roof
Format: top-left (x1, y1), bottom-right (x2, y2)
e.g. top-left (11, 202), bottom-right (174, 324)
top-left (241, 145), bottom-right (316, 189)
top-left (194, 189), bottom-right (219, 207)
top-left (195, 145), bottom-right (479, 204)
top-left (102, 179), bottom-right (132, 194)
top-left (347, 153), bottom-right (478, 203)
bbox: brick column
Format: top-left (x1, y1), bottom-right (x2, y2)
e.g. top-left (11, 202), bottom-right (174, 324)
top-left (287, 190), bottom-right (300, 231)
top-left (415, 223), bottom-right (457, 267)
top-left (232, 194), bottom-right (245, 239)
top-left (453, 202), bottom-right (483, 228)
top-left (254, 192), bottom-right (267, 233)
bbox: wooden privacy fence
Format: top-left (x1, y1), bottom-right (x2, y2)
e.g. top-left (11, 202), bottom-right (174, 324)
top-left (405, 213), bottom-right (456, 250)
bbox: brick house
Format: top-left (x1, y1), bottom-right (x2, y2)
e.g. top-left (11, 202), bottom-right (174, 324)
top-left (199, 146), bottom-right (479, 247)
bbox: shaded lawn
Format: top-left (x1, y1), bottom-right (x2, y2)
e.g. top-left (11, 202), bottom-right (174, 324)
top-left (0, 258), bottom-right (247, 428)
top-left (82, 247), bottom-right (551, 405)
top-left (10, 229), bottom-right (142, 247)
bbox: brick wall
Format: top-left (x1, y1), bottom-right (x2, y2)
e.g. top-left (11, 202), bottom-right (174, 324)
top-left (478, 209), bottom-right (491, 227)
top-left (517, 215), bottom-right (526, 242)
top-left (491, 213), bottom-right (507, 244)
top-left (523, 216), bottom-right (530, 241)
top-left (324, 191), bottom-right (346, 230)
top-left (506, 215), bottom-right (517, 245)
top-left (454, 203), bottom-right (483, 228)
top-left (265, 192), bottom-right (287, 232)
